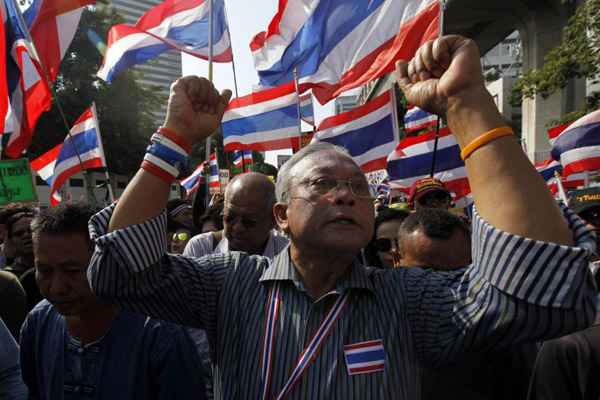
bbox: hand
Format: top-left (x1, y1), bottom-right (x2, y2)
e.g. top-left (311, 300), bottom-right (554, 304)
top-left (395, 35), bottom-right (486, 117)
top-left (163, 76), bottom-right (233, 145)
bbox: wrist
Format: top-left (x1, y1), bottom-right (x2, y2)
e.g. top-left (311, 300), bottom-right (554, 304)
top-left (141, 130), bottom-right (191, 184)
top-left (446, 87), bottom-right (506, 148)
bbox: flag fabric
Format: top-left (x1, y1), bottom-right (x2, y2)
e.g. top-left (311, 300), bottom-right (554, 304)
top-left (0, 2), bottom-right (9, 137)
top-left (98, 0), bottom-right (232, 82)
top-left (223, 81), bottom-right (302, 151)
top-left (312, 91), bottom-right (399, 173)
top-left (208, 152), bottom-right (220, 191)
top-left (250, 0), bottom-right (440, 104)
top-left (535, 159), bottom-right (562, 182)
top-left (343, 339), bottom-right (386, 376)
top-left (386, 127), bottom-right (471, 199)
top-left (547, 122), bottom-right (570, 146)
top-left (27, 0), bottom-right (94, 82)
top-left (232, 150), bottom-right (243, 169)
top-left (551, 109), bottom-right (600, 176)
top-left (31, 143), bottom-right (63, 204)
top-left (180, 161), bottom-right (205, 195)
top-left (4, 0), bottom-right (52, 158)
top-left (242, 149), bottom-right (253, 169)
top-left (31, 106), bottom-right (107, 205)
top-left (547, 173), bottom-right (586, 195)
top-left (404, 105), bottom-right (437, 134)
top-left (300, 92), bottom-right (314, 125)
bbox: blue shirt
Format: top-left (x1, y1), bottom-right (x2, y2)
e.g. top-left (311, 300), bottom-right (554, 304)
top-left (20, 301), bottom-right (206, 400)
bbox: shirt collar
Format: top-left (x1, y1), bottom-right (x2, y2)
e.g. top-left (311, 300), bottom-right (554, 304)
top-left (215, 231), bottom-right (277, 258)
top-left (259, 247), bottom-right (375, 294)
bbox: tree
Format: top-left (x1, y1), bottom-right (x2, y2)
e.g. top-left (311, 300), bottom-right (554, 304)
top-left (510, 0), bottom-right (600, 125)
top-left (29, 6), bottom-right (165, 175)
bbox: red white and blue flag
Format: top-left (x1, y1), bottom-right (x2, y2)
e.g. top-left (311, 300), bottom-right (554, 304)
top-left (223, 82), bottom-right (302, 151)
top-left (31, 105), bottom-right (107, 205)
top-left (344, 339), bottom-right (386, 376)
top-left (98, 0), bottom-right (232, 82)
top-left (243, 149), bottom-right (253, 168)
top-left (180, 161), bottom-right (205, 195)
top-left (387, 128), bottom-right (471, 198)
top-left (535, 159), bottom-right (562, 182)
top-left (404, 105), bottom-right (437, 134)
top-left (4, 0), bottom-right (51, 158)
top-left (250, 0), bottom-right (440, 104)
top-left (312, 91), bottom-right (399, 173)
top-left (232, 150), bottom-right (243, 169)
top-left (550, 109), bottom-right (600, 177)
top-left (299, 92), bottom-right (314, 126)
top-left (208, 152), bottom-right (220, 190)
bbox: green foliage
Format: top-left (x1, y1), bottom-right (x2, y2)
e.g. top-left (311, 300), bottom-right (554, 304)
top-left (29, 6), bottom-right (166, 174)
top-left (511, 0), bottom-right (600, 107)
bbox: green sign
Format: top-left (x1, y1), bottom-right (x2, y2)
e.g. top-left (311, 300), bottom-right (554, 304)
top-left (0, 158), bottom-right (37, 205)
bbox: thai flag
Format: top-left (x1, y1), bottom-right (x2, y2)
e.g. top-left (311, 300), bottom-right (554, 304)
top-left (300, 93), bottom-right (314, 126)
top-left (3, 0), bottom-right (52, 158)
top-left (243, 150), bottom-right (253, 168)
top-left (547, 173), bottom-right (586, 195)
top-left (387, 128), bottom-right (471, 199)
top-left (344, 339), bottom-right (385, 376)
top-left (0, 2), bottom-right (9, 137)
top-left (551, 109), bottom-right (600, 177)
top-left (180, 161), bottom-right (205, 195)
top-left (27, 0), bottom-right (94, 82)
top-left (232, 150), bottom-right (243, 169)
top-left (222, 81), bottom-right (301, 151)
top-left (250, 0), bottom-right (440, 104)
top-left (98, 0), bottom-right (232, 83)
top-left (535, 159), bottom-right (562, 182)
top-left (547, 122), bottom-right (569, 146)
top-left (208, 152), bottom-right (220, 190)
top-left (312, 91), bottom-right (399, 173)
top-left (404, 105), bottom-right (437, 134)
top-left (31, 105), bottom-right (107, 206)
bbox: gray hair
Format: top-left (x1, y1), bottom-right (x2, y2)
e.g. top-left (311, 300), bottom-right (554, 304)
top-left (275, 142), bottom-right (354, 203)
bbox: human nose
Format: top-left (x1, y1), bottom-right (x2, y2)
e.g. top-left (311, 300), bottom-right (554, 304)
top-left (330, 181), bottom-right (356, 205)
top-left (48, 273), bottom-right (69, 297)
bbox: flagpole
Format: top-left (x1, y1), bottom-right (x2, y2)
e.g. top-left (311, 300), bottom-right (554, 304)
top-left (293, 67), bottom-right (303, 139)
top-left (429, 0), bottom-right (446, 177)
top-left (90, 102), bottom-right (115, 203)
top-left (555, 171), bottom-right (569, 205)
top-left (222, 1), bottom-right (239, 98)
top-left (7, 0), bottom-right (92, 202)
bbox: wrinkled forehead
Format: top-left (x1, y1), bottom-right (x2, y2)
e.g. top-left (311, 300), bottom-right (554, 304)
top-left (291, 150), bottom-right (365, 182)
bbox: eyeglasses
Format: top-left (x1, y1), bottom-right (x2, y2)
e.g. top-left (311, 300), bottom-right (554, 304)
top-left (419, 190), bottom-right (451, 206)
top-left (301, 177), bottom-right (374, 199)
top-left (172, 232), bottom-right (189, 242)
top-left (374, 237), bottom-right (398, 252)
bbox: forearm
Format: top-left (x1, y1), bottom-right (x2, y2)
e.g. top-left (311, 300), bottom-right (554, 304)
top-left (108, 169), bottom-right (171, 232)
top-left (448, 89), bottom-right (572, 245)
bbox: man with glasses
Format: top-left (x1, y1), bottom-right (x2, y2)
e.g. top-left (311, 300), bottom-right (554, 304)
top-left (184, 172), bottom-right (288, 259)
top-left (88, 36), bottom-right (597, 399)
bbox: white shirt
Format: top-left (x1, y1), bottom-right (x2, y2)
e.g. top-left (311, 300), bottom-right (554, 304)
top-left (183, 230), bottom-right (288, 260)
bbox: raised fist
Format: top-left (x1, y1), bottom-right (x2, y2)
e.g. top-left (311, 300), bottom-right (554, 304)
top-left (163, 76), bottom-right (233, 145)
top-left (395, 35), bottom-right (486, 118)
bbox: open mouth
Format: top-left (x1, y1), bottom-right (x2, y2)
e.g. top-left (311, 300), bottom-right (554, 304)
top-left (329, 216), bottom-right (357, 225)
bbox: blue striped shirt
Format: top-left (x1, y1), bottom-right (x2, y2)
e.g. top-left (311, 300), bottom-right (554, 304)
top-left (88, 204), bottom-right (598, 399)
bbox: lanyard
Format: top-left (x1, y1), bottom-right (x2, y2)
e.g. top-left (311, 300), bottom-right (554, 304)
top-left (261, 282), bottom-right (350, 400)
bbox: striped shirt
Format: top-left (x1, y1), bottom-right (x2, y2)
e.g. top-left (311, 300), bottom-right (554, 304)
top-left (183, 230), bottom-right (288, 259)
top-left (88, 205), bottom-right (598, 400)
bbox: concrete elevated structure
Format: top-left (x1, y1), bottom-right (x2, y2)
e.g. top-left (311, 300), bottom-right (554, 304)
top-left (445, 0), bottom-right (585, 162)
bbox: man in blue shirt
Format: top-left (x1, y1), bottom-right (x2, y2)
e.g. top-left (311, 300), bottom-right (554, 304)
top-left (20, 203), bottom-right (207, 400)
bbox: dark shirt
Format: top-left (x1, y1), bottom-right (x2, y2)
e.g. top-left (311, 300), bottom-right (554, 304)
top-left (0, 270), bottom-right (27, 339)
top-left (528, 324), bottom-right (600, 400)
top-left (20, 300), bottom-right (207, 400)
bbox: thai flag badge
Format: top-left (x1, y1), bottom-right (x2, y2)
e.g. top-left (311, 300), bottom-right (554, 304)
top-left (344, 339), bottom-right (386, 376)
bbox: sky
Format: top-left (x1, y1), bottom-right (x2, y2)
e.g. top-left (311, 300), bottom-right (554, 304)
top-left (181, 0), bottom-right (336, 166)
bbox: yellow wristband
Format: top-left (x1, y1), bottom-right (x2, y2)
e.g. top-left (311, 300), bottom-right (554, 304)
top-left (460, 126), bottom-right (514, 161)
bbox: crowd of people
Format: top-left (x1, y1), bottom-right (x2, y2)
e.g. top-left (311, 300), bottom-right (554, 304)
top-left (0, 35), bottom-right (599, 399)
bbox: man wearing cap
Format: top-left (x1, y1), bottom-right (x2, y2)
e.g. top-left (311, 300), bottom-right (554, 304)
top-left (569, 187), bottom-right (600, 255)
top-left (409, 177), bottom-right (452, 210)
top-left (88, 36), bottom-right (598, 399)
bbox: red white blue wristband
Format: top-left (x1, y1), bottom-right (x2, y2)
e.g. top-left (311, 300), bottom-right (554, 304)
top-left (141, 130), bottom-right (191, 183)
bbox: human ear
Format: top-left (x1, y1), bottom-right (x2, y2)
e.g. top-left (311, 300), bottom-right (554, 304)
top-left (273, 203), bottom-right (289, 234)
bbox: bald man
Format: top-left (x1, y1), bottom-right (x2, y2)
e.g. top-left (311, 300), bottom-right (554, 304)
top-left (184, 172), bottom-right (288, 258)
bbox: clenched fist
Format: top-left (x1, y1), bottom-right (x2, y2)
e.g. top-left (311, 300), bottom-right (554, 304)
top-left (163, 76), bottom-right (233, 145)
